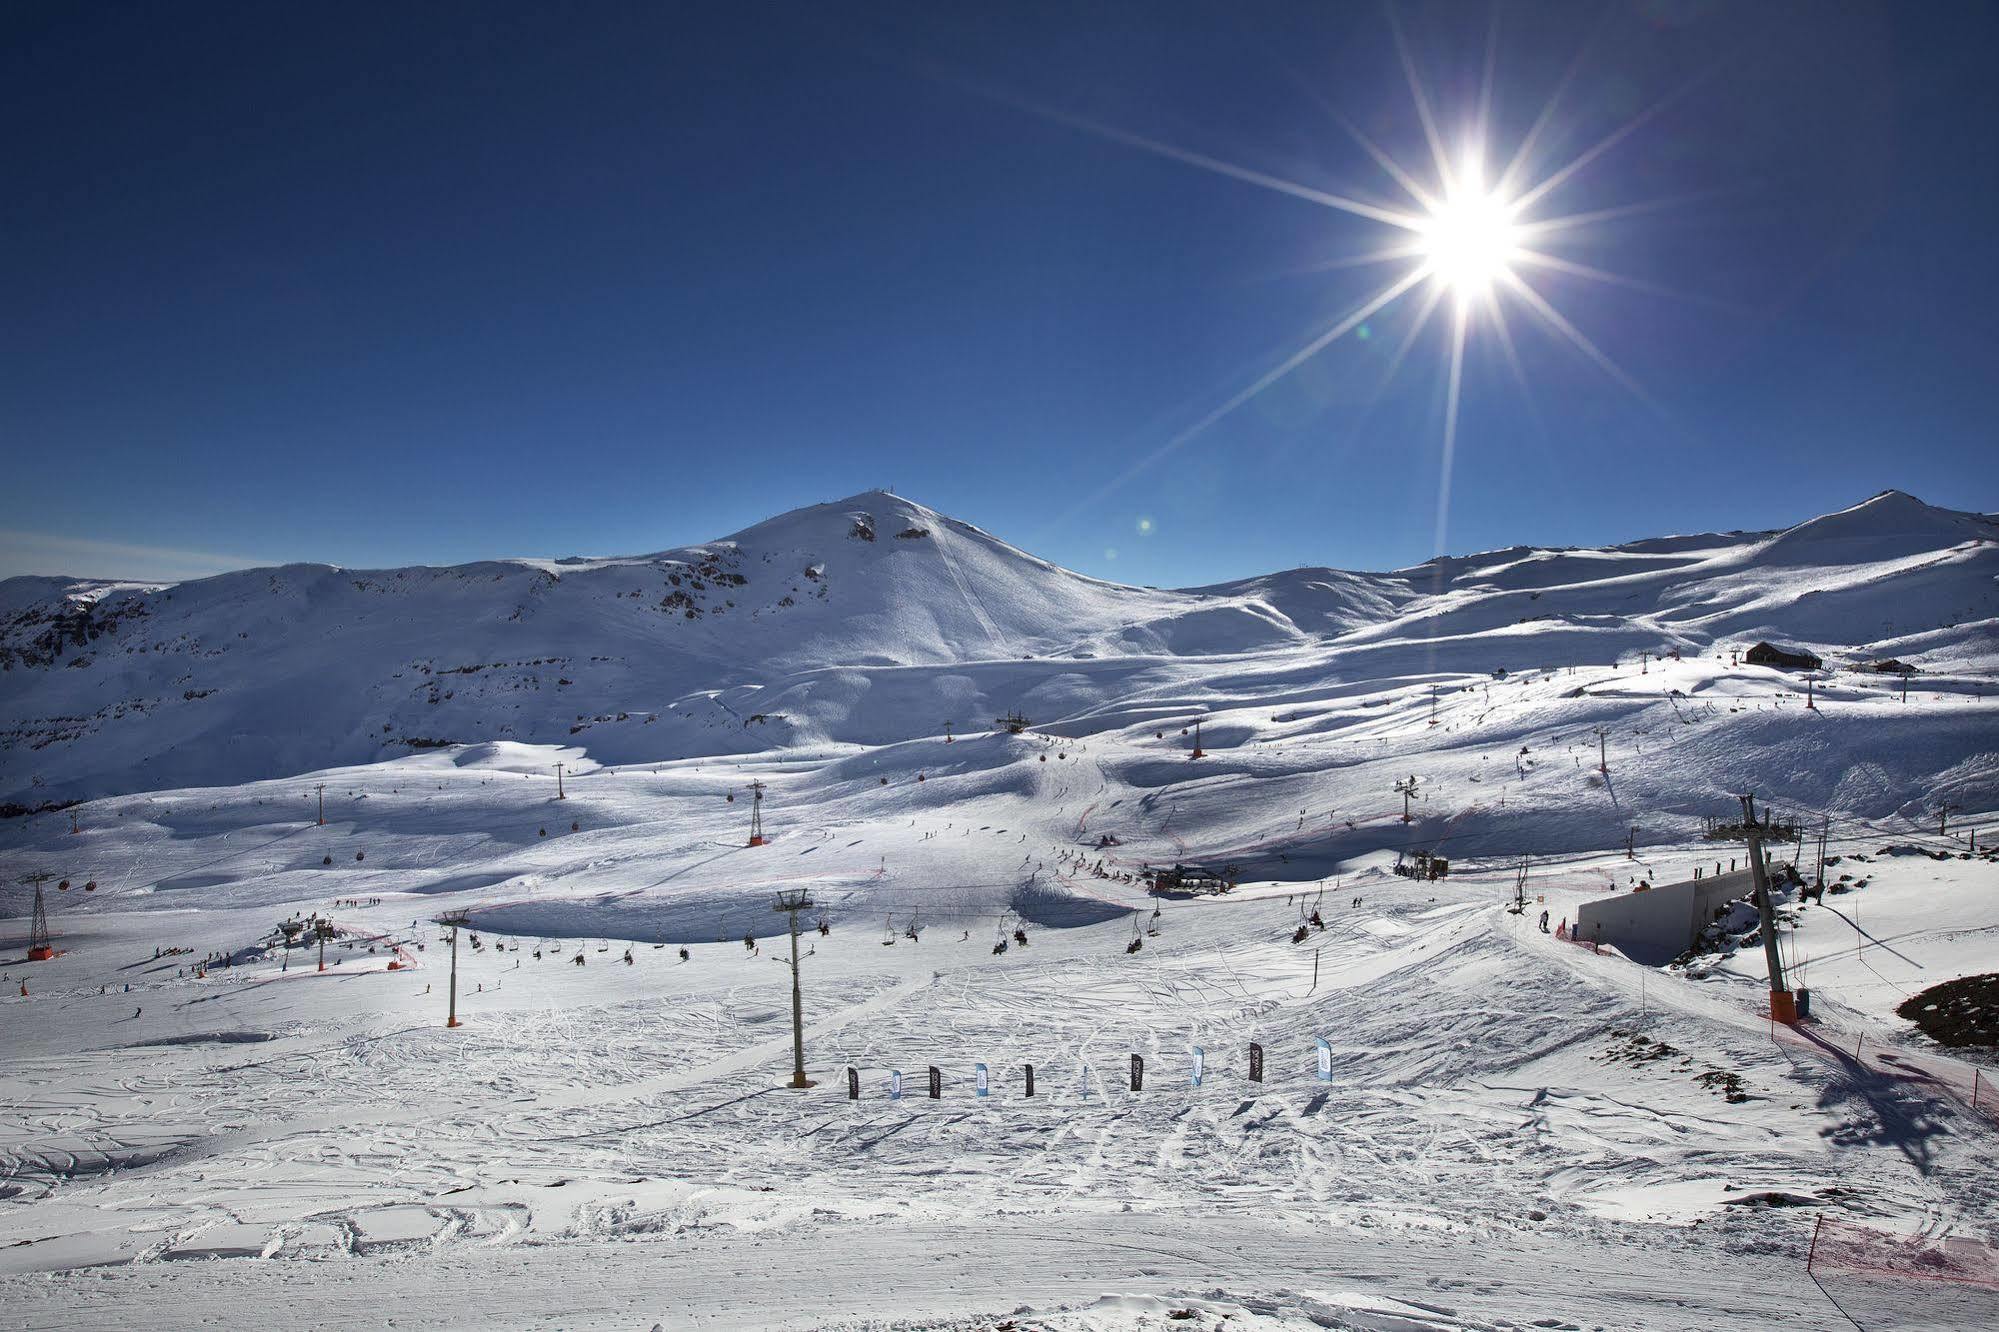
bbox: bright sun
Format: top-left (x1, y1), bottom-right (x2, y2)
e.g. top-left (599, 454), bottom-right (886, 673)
top-left (1419, 167), bottom-right (1521, 300)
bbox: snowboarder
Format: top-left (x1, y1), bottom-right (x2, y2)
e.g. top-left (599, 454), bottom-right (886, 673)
top-left (133, 1006), bottom-right (142, 1019)
top-left (1538, 909), bottom-right (1550, 933)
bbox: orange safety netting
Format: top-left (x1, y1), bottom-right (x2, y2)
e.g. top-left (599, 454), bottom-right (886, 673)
top-left (1809, 1218), bottom-right (1999, 1289)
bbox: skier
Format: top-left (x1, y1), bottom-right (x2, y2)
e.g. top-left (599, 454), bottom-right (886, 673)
top-left (1538, 909), bottom-right (1550, 933)
top-left (133, 1006), bottom-right (142, 1019)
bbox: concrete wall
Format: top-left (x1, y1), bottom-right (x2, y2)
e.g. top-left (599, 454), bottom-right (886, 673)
top-left (1576, 869), bottom-right (1757, 965)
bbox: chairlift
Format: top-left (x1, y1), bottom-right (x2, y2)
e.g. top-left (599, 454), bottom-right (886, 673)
top-left (1125, 913), bottom-right (1144, 954)
top-left (1013, 926), bottom-right (1028, 946)
top-left (817, 918), bottom-right (830, 936)
top-left (881, 914), bottom-right (897, 947)
top-left (904, 909), bottom-right (921, 943)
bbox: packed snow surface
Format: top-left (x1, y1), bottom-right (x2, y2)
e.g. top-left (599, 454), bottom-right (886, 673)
top-left (2, 489), bottom-right (1997, 1328)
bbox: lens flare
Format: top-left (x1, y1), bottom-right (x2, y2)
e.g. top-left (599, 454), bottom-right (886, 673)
top-left (1003, 16), bottom-right (1678, 555)
top-left (1418, 158), bottom-right (1521, 300)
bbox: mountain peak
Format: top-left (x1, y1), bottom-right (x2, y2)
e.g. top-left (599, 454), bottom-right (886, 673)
top-left (1758, 490), bottom-right (1992, 565)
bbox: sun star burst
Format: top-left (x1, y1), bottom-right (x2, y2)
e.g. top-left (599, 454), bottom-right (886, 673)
top-left (1418, 158), bottom-right (1522, 303)
top-left (1010, 19), bottom-right (1682, 555)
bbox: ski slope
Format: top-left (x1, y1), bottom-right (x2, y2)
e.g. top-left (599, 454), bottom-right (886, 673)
top-left (2, 489), bottom-right (1997, 1328)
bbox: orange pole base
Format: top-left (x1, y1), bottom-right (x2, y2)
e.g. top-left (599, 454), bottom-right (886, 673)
top-left (1770, 990), bottom-right (1800, 1025)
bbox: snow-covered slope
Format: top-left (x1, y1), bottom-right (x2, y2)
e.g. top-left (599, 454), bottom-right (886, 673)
top-left (3, 490), bottom-right (1998, 1329)
top-left (2, 488), bottom-right (1994, 812)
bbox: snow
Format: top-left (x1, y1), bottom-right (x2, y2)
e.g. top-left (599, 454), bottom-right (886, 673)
top-left (2, 489), bottom-right (1997, 1328)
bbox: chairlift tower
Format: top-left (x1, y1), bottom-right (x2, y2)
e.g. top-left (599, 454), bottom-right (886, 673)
top-left (772, 889), bottom-right (815, 1087)
top-left (1394, 775), bottom-right (1419, 824)
top-left (746, 780), bottom-right (768, 847)
top-left (440, 911), bottom-right (470, 1027)
top-left (995, 711), bottom-right (1031, 735)
top-left (554, 762), bottom-right (566, 800)
top-left (1705, 794), bottom-right (1803, 1023)
top-left (314, 783), bottom-right (326, 826)
top-left (1190, 719), bottom-right (1205, 760)
top-left (22, 873), bottom-right (55, 961)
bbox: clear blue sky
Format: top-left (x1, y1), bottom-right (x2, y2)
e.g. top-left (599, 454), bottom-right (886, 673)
top-left (4, 1), bottom-right (1994, 586)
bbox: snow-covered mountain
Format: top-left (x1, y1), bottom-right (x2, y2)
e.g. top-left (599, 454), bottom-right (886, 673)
top-left (2, 488), bottom-right (1994, 809)
top-left (5, 490), bottom-right (1999, 1325)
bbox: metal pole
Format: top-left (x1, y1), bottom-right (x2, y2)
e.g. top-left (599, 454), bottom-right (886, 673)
top-left (788, 908), bottom-right (806, 1087)
top-left (1744, 821), bottom-right (1788, 1008)
top-left (447, 923), bottom-right (461, 1028)
top-left (1816, 816), bottom-right (1828, 894)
